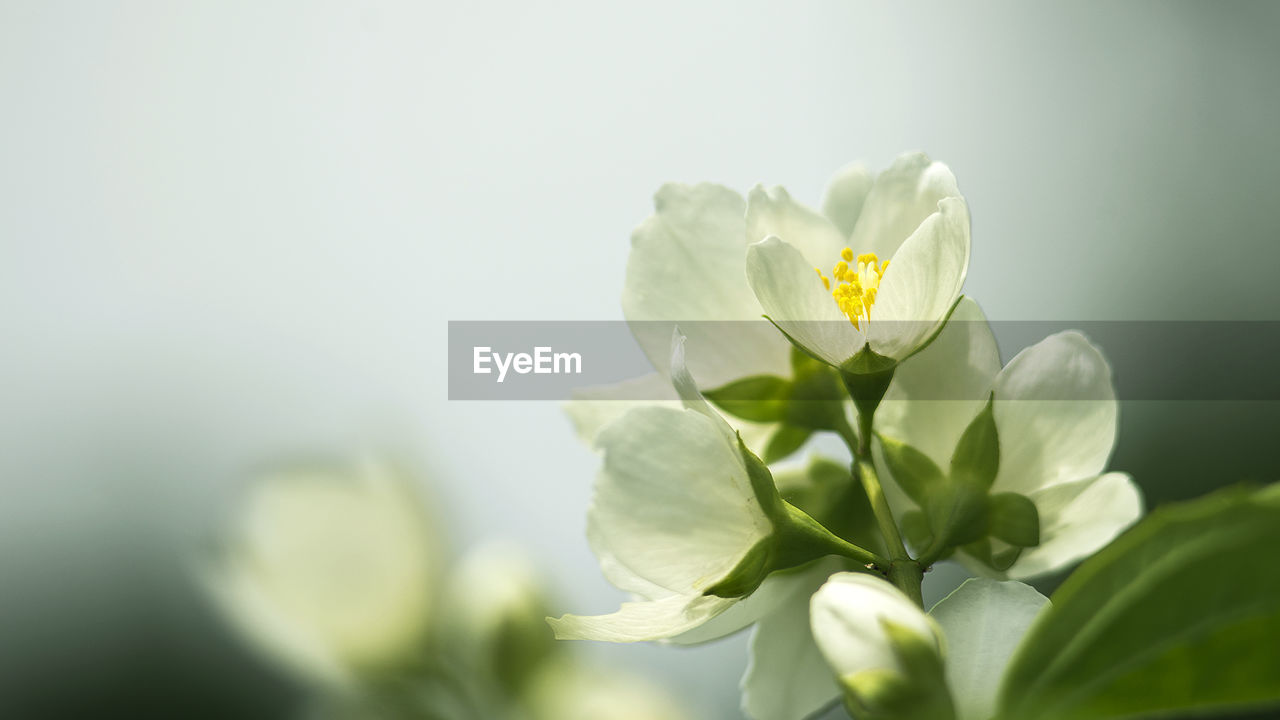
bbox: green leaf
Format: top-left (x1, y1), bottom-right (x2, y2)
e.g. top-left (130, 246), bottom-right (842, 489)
top-left (949, 395), bottom-right (999, 490)
top-left (987, 493), bottom-right (1040, 548)
top-left (998, 484), bottom-right (1280, 720)
top-left (704, 374), bottom-right (790, 423)
top-left (783, 360), bottom-right (846, 431)
top-left (762, 425), bottom-right (813, 464)
top-left (878, 434), bottom-right (946, 507)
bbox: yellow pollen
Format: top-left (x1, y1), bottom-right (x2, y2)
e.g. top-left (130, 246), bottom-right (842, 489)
top-left (821, 247), bottom-right (890, 330)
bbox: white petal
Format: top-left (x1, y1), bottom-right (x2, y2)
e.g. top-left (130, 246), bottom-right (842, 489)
top-left (928, 579), bottom-right (1050, 720)
top-left (876, 297), bottom-right (1001, 470)
top-left (746, 237), bottom-right (863, 366)
top-left (848, 152), bottom-right (962, 261)
top-left (669, 563), bottom-right (818, 645)
top-left (564, 373), bottom-right (681, 446)
top-left (548, 594), bottom-right (738, 643)
top-left (746, 184), bottom-right (848, 266)
top-left (1009, 472), bottom-right (1143, 579)
top-left (623, 182), bottom-right (790, 387)
top-left (589, 405), bottom-right (771, 596)
top-left (822, 162), bottom-right (875, 239)
top-left (992, 331), bottom-right (1118, 495)
top-left (810, 573), bottom-right (938, 678)
top-left (741, 562), bottom-right (842, 720)
top-left (866, 197), bottom-right (971, 359)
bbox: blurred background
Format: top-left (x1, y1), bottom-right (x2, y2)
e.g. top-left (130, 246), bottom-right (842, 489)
top-left (3, 1), bottom-right (1279, 718)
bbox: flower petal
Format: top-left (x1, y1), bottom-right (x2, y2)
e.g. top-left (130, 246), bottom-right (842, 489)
top-left (741, 561), bottom-right (843, 720)
top-left (548, 594), bottom-right (738, 643)
top-left (588, 405), bottom-right (771, 596)
top-left (822, 162), bottom-right (875, 240)
top-left (746, 237), bottom-right (863, 366)
top-left (564, 373), bottom-right (681, 446)
top-left (848, 152), bottom-right (962, 261)
top-left (623, 182), bottom-right (790, 388)
top-left (1009, 472), bottom-right (1143, 579)
top-left (928, 579), bottom-right (1049, 720)
top-left (992, 331), bottom-right (1118, 495)
top-left (746, 184), bottom-right (848, 267)
top-left (876, 297), bottom-right (1001, 471)
top-left (865, 196), bottom-right (971, 359)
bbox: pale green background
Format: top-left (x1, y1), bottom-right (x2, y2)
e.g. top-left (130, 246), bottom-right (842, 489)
top-left (2, 1), bottom-right (1278, 717)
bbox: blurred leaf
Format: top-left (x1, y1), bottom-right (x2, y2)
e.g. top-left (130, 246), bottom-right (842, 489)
top-left (998, 484), bottom-right (1280, 720)
top-left (763, 425), bottom-right (813, 464)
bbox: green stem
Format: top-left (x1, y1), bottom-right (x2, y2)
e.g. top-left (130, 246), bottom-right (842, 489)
top-left (887, 560), bottom-right (925, 608)
top-left (857, 458), bottom-right (909, 564)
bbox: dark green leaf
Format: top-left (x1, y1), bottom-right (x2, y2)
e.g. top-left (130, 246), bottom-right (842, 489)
top-left (987, 492), bottom-right (1040, 548)
top-left (950, 395), bottom-right (999, 490)
top-left (998, 484), bottom-right (1280, 720)
top-left (704, 374), bottom-right (790, 423)
top-left (901, 510), bottom-right (933, 552)
top-left (778, 457), bottom-right (885, 556)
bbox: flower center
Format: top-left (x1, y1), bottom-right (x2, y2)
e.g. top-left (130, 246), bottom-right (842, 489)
top-left (814, 247), bottom-right (889, 330)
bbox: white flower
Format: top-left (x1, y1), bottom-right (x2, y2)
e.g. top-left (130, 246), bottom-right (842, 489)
top-left (745, 153), bottom-right (970, 368)
top-left (876, 299), bottom-right (1144, 578)
top-left (201, 459), bottom-right (441, 687)
top-left (570, 152), bottom-right (961, 445)
top-left (548, 336), bottom-right (775, 642)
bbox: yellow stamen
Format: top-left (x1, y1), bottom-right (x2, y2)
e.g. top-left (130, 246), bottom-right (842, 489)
top-left (818, 249), bottom-right (891, 329)
top-left (814, 267), bottom-right (830, 291)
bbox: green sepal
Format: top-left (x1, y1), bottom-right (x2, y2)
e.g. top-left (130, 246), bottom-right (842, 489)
top-left (704, 537), bottom-right (777, 598)
top-left (780, 457), bottom-right (886, 557)
top-left (839, 360), bottom-right (896, 425)
top-left (964, 538), bottom-right (1023, 572)
top-left (900, 510), bottom-right (933, 552)
top-left (704, 436), bottom-right (882, 599)
top-left (877, 434), bottom-right (945, 507)
top-left (949, 394), bottom-right (1000, 490)
top-left (704, 375), bottom-right (789, 423)
top-left (762, 425), bottom-right (813, 464)
top-left (987, 492), bottom-right (1040, 547)
top-left (925, 478), bottom-right (990, 548)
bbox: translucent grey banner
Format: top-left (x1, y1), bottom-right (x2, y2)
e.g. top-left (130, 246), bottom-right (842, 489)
top-left (447, 321), bottom-right (1280, 401)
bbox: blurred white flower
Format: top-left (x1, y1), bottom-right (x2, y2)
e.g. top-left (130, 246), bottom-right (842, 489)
top-left (202, 459), bottom-right (441, 687)
top-left (745, 153), bottom-right (970, 369)
top-left (525, 659), bottom-right (694, 720)
top-left (877, 300), bottom-right (1143, 578)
